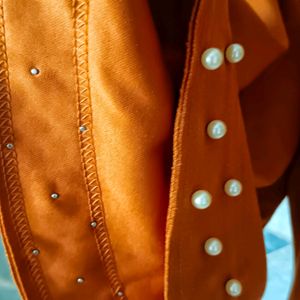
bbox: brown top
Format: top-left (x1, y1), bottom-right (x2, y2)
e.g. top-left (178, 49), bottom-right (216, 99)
top-left (0, 0), bottom-right (299, 299)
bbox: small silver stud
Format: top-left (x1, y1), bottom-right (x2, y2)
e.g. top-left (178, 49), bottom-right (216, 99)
top-left (6, 143), bottom-right (14, 150)
top-left (79, 125), bottom-right (87, 132)
top-left (32, 249), bottom-right (40, 256)
top-left (90, 221), bottom-right (97, 228)
top-left (76, 277), bottom-right (85, 284)
top-left (51, 193), bottom-right (59, 199)
top-left (116, 290), bottom-right (124, 297)
top-left (30, 68), bottom-right (40, 76)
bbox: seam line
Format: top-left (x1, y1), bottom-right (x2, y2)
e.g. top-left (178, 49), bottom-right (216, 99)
top-left (71, 0), bottom-right (126, 298)
top-left (0, 1), bottom-right (51, 299)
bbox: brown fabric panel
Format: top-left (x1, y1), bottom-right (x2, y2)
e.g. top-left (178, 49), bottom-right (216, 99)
top-left (257, 173), bottom-right (287, 228)
top-left (148, 0), bottom-right (195, 101)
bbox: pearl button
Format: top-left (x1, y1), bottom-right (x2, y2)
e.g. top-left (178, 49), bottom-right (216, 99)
top-left (90, 221), bottom-right (97, 228)
top-left (32, 249), bottom-right (40, 256)
top-left (207, 120), bottom-right (227, 139)
top-left (76, 277), bottom-right (85, 284)
top-left (50, 193), bottom-right (59, 200)
top-left (224, 179), bottom-right (243, 197)
top-left (204, 238), bottom-right (223, 256)
top-left (191, 190), bottom-right (212, 210)
top-left (225, 43), bottom-right (245, 64)
top-left (30, 68), bottom-right (40, 75)
top-left (79, 125), bottom-right (87, 132)
top-left (225, 279), bottom-right (243, 297)
top-left (6, 143), bottom-right (14, 150)
top-left (201, 48), bottom-right (224, 70)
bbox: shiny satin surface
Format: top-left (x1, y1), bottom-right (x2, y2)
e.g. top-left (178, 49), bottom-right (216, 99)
top-left (0, 0), bottom-right (299, 300)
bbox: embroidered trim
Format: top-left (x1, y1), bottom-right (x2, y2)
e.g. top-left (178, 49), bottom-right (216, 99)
top-left (72, 1), bottom-right (126, 298)
top-left (0, 1), bottom-right (50, 299)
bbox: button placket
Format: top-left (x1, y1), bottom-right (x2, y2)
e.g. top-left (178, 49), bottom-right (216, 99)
top-left (194, 42), bottom-right (246, 297)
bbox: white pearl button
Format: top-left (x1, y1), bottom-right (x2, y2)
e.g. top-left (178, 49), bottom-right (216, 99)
top-left (191, 190), bottom-right (212, 210)
top-left (225, 279), bottom-right (243, 297)
top-left (226, 43), bottom-right (245, 64)
top-left (201, 48), bottom-right (224, 70)
top-left (204, 238), bottom-right (223, 256)
top-left (30, 68), bottom-right (40, 75)
top-left (224, 179), bottom-right (243, 197)
top-left (207, 120), bottom-right (227, 139)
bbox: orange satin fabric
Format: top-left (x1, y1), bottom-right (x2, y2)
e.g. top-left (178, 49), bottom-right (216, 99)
top-left (0, 0), bottom-right (299, 300)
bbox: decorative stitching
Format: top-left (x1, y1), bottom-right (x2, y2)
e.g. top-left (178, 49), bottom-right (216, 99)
top-left (0, 1), bottom-right (50, 299)
top-left (72, 1), bottom-right (126, 298)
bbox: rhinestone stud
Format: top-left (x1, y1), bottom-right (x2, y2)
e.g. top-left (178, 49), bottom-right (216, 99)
top-left (79, 125), bottom-right (87, 132)
top-left (32, 249), bottom-right (40, 256)
top-left (6, 143), bottom-right (14, 150)
top-left (76, 277), bottom-right (85, 284)
top-left (51, 193), bottom-right (59, 200)
top-left (116, 290), bottom-right (124, 297)
top-left (30, 68), bottom-right (40, 76)
top-left (90, 221), bottom-right (97, 228)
